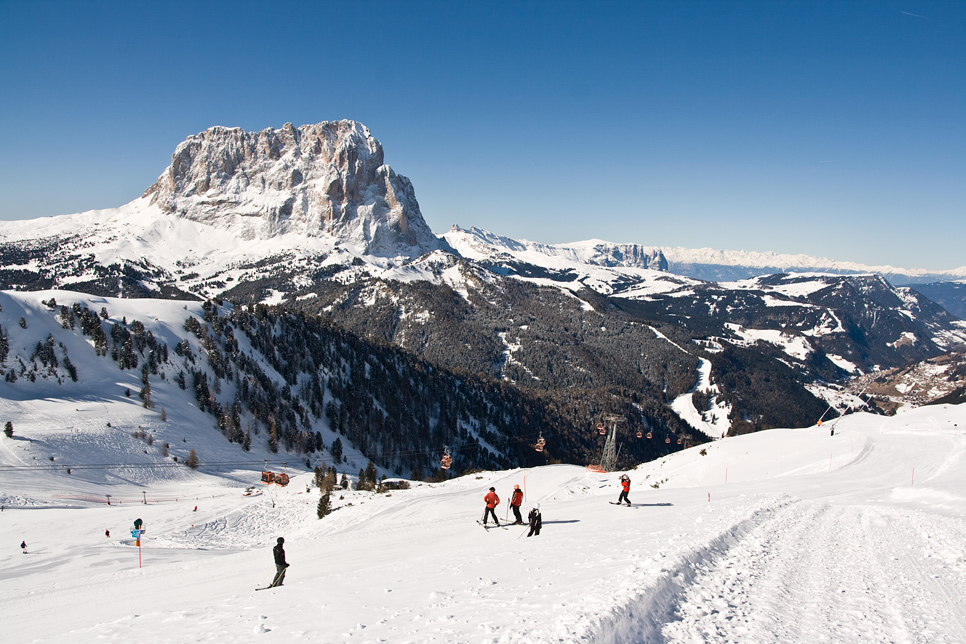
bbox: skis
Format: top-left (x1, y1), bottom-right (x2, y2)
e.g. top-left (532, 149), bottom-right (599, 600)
top-left (477, 520), bottom-right (507, 530)
top-left (609, 502), bottom-right (635, 507)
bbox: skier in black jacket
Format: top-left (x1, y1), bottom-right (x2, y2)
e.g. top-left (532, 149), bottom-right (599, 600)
top-left (527, 506), bottom-right (542, 537)
top-left (272, 537), bottom-right (289, 587)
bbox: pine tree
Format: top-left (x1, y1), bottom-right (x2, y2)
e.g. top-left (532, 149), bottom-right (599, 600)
top-left (316, 491), bottom-right (331, 519)
top-left (140, 380), bottom-right (153, 408)
top-left (187, 449), bottom-right (199, 469)
top-left (3, 421), bottom-right (12, 438)
top-left (364, 460), bottom-right (377, 489)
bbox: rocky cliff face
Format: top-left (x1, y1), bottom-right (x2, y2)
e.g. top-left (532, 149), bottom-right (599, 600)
top-left (142, 120), bottom-right (440, 258)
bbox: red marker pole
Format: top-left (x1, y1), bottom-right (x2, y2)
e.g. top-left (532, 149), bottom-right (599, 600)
top-left (911, 464), bottom-right (915, 486)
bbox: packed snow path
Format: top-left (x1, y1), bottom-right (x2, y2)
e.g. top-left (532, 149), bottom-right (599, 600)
top-left (653, 500), bottom-right (966, 644)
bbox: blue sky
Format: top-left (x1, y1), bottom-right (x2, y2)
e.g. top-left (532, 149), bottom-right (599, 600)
top-left (1, 0), bottom-right (963, 270)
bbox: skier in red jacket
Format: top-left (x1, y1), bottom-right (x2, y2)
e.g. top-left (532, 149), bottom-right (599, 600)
top-left (483, 487), bottom-right (501, 526)
top-left (618, 474), bottom-right (631, 506)
top-left (510, 484), bottom-right (524, 524)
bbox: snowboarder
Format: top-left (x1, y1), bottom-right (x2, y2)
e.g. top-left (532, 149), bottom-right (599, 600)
top-left (20, 540), bottom-right (27, 554)
top-left (482, 487), bottom-right (500, 526)
top-left (527, 506), bottom-right (542, 537)
top-left (510, 484), bottom-right (524, 524)
top-left (105, 530), bottom-right (110, 538)
top-left (617, 474), bottom-right (631, 506)
top-left (272, 537), bottom-right (289, 587)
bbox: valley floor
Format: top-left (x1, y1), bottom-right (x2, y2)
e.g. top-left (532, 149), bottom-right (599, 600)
top-left (2, 404), bottom-right (965, 643)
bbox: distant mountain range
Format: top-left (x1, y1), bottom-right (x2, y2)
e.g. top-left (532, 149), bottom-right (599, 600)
top-left (2, 120), bottom-right (964, 467)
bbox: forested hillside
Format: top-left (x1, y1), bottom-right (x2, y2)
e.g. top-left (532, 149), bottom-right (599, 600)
top-left (0, 293), bottom-right (699, 477)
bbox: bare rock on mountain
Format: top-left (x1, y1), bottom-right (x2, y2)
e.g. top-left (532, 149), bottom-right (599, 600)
top-left (142, 120), bottom-right (440, 258)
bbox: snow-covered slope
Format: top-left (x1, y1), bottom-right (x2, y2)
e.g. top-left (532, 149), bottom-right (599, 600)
top-left (443, 226), bottom-right (966, 285)
top-left (2, 401), bottom-right (964, 643)
top-left (442, 225), bottom-right (701, 299)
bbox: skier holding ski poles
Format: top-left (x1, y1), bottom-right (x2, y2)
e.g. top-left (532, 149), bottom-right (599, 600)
top-left (527, 506), bottom-right (542, 537)
top-left (510, 484), bottom-right (524, 524)
top-left (272, 537), bottom-right (289, 587)
top-left (482, 487), bottom-right (500, 526)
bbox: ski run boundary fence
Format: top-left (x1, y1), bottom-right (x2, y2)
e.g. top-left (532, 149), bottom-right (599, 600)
top-left (52, 494), bottom-right (182, 504)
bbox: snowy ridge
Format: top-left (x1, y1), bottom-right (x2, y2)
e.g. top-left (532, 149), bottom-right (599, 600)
top-left (442, 226), bottom-right (966, 285)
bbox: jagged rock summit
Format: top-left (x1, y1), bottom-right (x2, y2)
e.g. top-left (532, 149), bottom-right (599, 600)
top-left (142, 120), bottom-right (440, 257)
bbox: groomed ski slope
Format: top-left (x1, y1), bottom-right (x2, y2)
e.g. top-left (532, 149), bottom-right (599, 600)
top-left (2, 404), bottom-right (965, 643)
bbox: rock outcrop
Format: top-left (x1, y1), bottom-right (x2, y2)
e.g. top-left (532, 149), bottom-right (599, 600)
top-left (143, 120), bottom-right (440, 258)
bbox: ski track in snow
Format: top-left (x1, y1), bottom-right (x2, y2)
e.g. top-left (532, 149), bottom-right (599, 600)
top-left (644, 500), bottom-right (966, 644)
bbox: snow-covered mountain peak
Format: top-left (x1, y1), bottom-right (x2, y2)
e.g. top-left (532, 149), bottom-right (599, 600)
top-left (442, 225), bottom-right (668, 271)
top-left (141, 120), bottom-right (440, 258)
